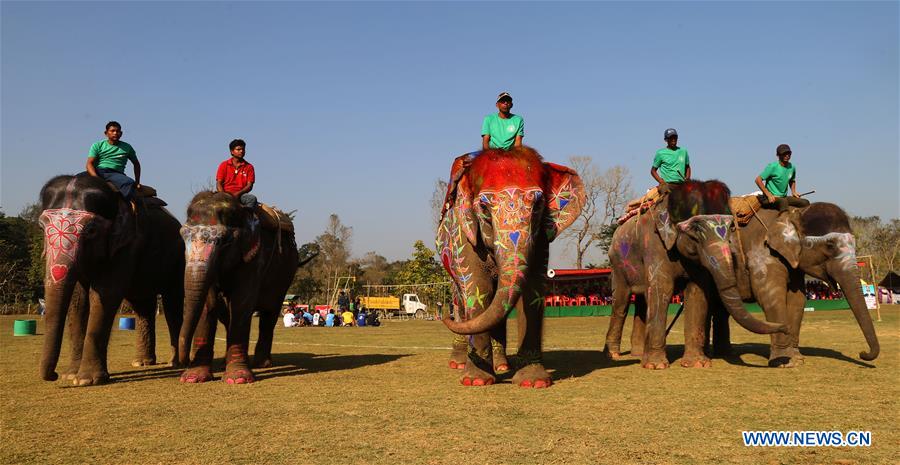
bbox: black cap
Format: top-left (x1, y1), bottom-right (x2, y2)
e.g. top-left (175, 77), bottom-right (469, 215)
top-left (776, 144), bottom-right (792, 156)
top-left (496, 92), bottom-right (512, 102)
top-left (664, 128), bottom-right (678, 139)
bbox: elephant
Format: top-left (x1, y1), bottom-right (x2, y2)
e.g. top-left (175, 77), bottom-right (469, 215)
top-left (177, 191), bottom-right (301, 384)
top-left (705, 201), bottom-right (880, 367)
top-left (602, 180), bottom-right (787, 370)
top-left (437, 147), bottom-right (585, 388)
top-left (37, 175), bottom-right (184, 386)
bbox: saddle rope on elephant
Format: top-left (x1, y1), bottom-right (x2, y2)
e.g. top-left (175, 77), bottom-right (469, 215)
top-left (256, 203), bottom-right (294, 254)
top-left (618, 185), bottom-right (665, 224)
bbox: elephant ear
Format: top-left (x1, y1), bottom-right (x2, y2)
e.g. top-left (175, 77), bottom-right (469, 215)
top-left (766, 215), bottom-right (802, 268)
top-left (543, 162), bottom-right (585, 242)
top-left (440, 153), bottom-right (479, 246)
top-left (655, 198), bottom-right (677, 250)
top-left (241, 214), bottom-right (262, 263)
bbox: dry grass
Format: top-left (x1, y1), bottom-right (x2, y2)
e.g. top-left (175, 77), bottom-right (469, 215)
top-left (1, 307), bottom-right (897, 465)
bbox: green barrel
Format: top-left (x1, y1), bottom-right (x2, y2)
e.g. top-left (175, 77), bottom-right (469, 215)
top-left (13, 319), bottom-right (37, 336)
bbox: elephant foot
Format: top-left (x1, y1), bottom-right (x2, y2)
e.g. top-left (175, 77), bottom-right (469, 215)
top-left (493, 352), bottom-right (510, 374)
top-left (680, 355), bottom-right (712, 368)
top-left (180, 366), bottom-right (214, 383)
top-left (603, 344), bottom-right (623, 361)
top-left (641, 352), bottom-right (669, 370)
top-left (768, 347), bottom-right (803, 368)
top-left (460, 363), bottom-right (495, 387)
top-left (448, 359), bottom-right (466, 370)
top-left (512, 364), bottom-right (552, 388)
top-left (449, 347), bottom-right (468, 370)
top-left (223, 366), bottom-right (256, 385)
top-left (73, 370), bottom-right (110, 386)
top-left (131, 357), bottom-right (157, 367)
top-left (41, 371), bottom-right (59, 382)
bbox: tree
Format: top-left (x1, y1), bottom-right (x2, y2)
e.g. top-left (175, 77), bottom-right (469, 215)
top-left (851, 216), bottom-right (900, 281)
top-left (288, 214), bottom-right (353, 303)
top-left (560, 157), bottom-right (633, 268)
top-left (392, 240), bottom-right (448, 306)
top-left (0, 211), bottom-right (36, 304)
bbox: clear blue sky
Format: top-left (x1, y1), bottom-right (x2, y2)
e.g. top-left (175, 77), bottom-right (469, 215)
top-left (2, 1), bottom-right (898, 266)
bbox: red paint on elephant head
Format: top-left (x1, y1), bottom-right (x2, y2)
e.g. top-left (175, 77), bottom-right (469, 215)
top-left (468, 147), bottom-right (545, 192)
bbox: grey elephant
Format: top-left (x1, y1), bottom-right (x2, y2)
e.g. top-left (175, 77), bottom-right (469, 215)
top-left (603, 180), bottom-right (787, 369)
top-left (709, 201), bottom-right (880, 366)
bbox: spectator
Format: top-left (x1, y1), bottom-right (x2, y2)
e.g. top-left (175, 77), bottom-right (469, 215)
top-left (282, 310), bottom-right (297, 328)
top-left (337, 291), bottom-right (350, 311)
top-left (312, 311), bottom-right (321, 326)
top-left (325, 309), bottom-right (335, 327)
top-left (366, 310), bottom-right (381, 327)
top-left (341, 308), bottom-right (355, 327)
top-left (302, 309), bottom-right (313, 326)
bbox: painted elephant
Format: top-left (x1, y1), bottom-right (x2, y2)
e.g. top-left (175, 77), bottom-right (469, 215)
top-left (603, 180), bottom-right (787, 369)
top-left (38, 175), bottom-right (184, 385)
top-left (177, 192), bottom-right (300, 384)
top-left (707, 201), bottom-right (879, 366)
top-left (438, 147), bottom-right (585, 388)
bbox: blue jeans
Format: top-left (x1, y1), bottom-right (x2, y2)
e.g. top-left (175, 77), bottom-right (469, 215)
top-left (97, 168), bottom-right (136, 200)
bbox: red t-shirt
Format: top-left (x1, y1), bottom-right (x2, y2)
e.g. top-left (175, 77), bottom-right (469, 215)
top-left (216, 159), bottom-right (255, 195)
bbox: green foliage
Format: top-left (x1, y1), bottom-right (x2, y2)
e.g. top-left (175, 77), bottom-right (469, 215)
top-left (392, 240), bottom-right (444, 286)
top-left (593, 223), bottom-right (619, 267)
top-left (0, 211), bottom-right (41, 303)
top-left (850, 216), bottom-right (900, 279)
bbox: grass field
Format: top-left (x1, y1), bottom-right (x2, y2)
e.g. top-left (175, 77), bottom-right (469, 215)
top-left (1, 307), bottom-right (897, 465)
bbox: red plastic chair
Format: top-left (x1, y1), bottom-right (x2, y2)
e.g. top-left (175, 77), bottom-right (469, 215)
top-left (545, 296), bottom-right (554, 307)
top-left (589, 295), bottom-right (601, 306)
top-left (560, 296), bottom-right (571, 306)
top-left (575, 295), bottom-right (588, 306)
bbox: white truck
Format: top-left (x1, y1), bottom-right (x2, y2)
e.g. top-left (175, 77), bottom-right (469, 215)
top-left (359, 293), bottom-right (428, 319)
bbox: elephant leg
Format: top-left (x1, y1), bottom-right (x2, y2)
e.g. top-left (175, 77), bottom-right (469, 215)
top-left (180, 298), bottom-right (219, 383)
top-left (130, 297), bottom-right (158, 367)
top-left (161, 289), bottom-right (183, 367)
top-left (630, 295), bottom-right (648, 358)
top-left (750, 264), bottom-right (793, 367)
top-left (461, 333), bottom-right (496, 386)
top-left (604, 272), bottom-right (630, 360)
top-left (253, 308), bottom-right (280, 369)
top-left (449, 333), bottom-right (468, 370)
top-left (62, 283), bottom-right (89, 380)
top-left (73, 286), bottom-right (124, 386)
top-left (642, 280), bottom-right (673, 370)
top-left (680, 283), bottom-right (711, 368)
top-left (223, 291), bottom-right (257, 384)
top-left (490, 319), bottom-right (509, 374)
top-left (785, 271), bottom-right (807, 366)
top-left (708, 300), bottom-right (732, 356)
top-left (511, 288), bottom-right (551, 388)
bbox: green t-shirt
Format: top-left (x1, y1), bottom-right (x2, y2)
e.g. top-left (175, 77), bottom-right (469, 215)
top-left (481, 113), bottom-right (524, 150)
top-left (652, 147), bottom-right (690, 183)
top-left (759, 161), bottom-right (796, 197)
top-left (88, 140), bottom-right (137, 173)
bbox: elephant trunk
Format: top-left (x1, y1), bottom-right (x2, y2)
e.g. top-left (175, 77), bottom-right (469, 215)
top-left (830, 262), bottom-right (879, 361)
top-left (702, 245), bottom-right (788, 335)
top-left (178, 265), bottom-right (213, 366)
top-left (443, 247), bottom-right (526, 335)
top-left (39, 279), bottom-right (77, 381)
